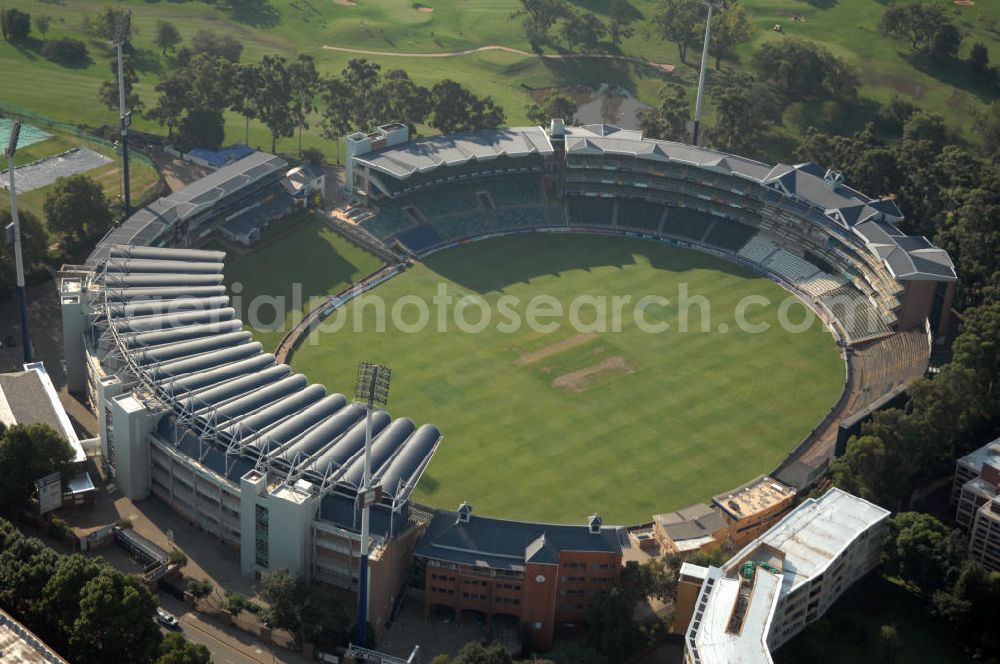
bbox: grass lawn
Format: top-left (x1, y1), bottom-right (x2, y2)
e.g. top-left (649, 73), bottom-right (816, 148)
top-left (776, 575), bottom-right (973, 664)
top-left (0, 0), bottom-right (996, 164)
top-left (288, 234), bottom-right (844, 524)
top-left (217, 214), bottom-right (383, 354)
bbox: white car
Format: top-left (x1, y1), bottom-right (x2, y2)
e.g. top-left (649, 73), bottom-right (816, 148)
top-left (156, 607), bottom-right (179, 629)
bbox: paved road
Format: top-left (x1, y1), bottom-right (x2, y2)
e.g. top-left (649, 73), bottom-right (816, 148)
top-left (321, 44), bottom-right (676, 73)
top-left (159, 595), bottom-right (303, 664)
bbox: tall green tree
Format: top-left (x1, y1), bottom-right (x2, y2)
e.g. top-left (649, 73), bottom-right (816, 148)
top-left (429, 80), bottom-right (505, 134)
top-left (98, 53), bottom-right (143, 114)
top-left (638, 83), bottom-right (689, 142)
top-left (288, 54), bottom-right (321, 155)
top-left (648, 0), bottom-right (701, 63)
top-left (0, 424), bottom-right (75, 510)
top-left (708, 1), bottom-right (753, 70)
top-left (154, 20), bottom-right (182, 55)
top-left (879, 2), bottom-right (956, 55)
top-left (69, 569), bottom-right (162, 664)
top-left (382, 69), bottom-right (432, 134)
top-left (1, 8), bottom-right (31, 41)
top-left (43, 174), bottom-right (112, 243)
top-left (560, 11), bottom-right (607, 51)
top-left (232, 63), bottom-right (263, 145)
top-left (608, 0), bottom-right (636, 46)
top-left (157, 632), bottom-right (211, 664)
top-left (712, 72), bottom-right (770, 154)
top-left (0, 209), bottom-right (48, 293)
top-left (257, 54), bottom-right (295, 153)
top-left (148, 69), bottom-right (193, 138)
top-left (511, 0), bottom-right (570, 50)
top-left (526, 90), bottom-right (578, 125)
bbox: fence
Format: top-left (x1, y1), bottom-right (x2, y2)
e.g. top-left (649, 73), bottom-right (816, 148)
top-left (0, 100), bottom-right (165, 211)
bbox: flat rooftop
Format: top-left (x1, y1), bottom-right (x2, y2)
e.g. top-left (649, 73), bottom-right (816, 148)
top-left (0, 608), bottom-right (68, 663)
top-left (688, 566), bottom-right (780, 664)
top-left (958, 437), bottom-right (1000, 475)
top-left (724, 488), bottom-right (890, 594)
top-left (713, 476), bottom-right (795, 521)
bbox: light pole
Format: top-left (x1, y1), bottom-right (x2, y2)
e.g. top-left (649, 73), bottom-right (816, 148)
top-left (4, 118), bottom-right (31, 363)
top-left (353, 361), bottom-right (391, 654)
top-left (114, 11), bottom-right (133, 217)
top-left (692, 0), bottom-right (719, 147)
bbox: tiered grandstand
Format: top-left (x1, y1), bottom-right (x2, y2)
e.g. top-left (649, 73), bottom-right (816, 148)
top-left (347, 123), bottom-right (954, 351)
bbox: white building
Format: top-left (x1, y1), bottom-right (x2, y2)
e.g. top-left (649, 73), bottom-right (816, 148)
top-left (951, 438), bottom-right (1000, 572)
top-left (59, 245), bottom-right (442, 630)
top-left (683, 488), bottom-right (891, 663)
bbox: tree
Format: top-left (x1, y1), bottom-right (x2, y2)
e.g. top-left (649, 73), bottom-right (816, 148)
top-left (546, 643), bottom-right (609, 664)
top-left (976, 100), bottom-right (1000, 165)
top-left (453, 641), bottom-right (512, 664)
top-left (257, 54), bottom-right (296, 153)
top-left (41, 37), bottom-right (89, 66)
top-left (560, 11), bottom-right (607, 51)
top-left (98, 53), bottom-right (143, 114)
top-left (177, 109), bottom-right (225, 151)
top-left (148, 70), bottom-right (193, 139)
top-left (429, 80), bottom-right (505, 134)
top-left (320, 76), bottom-right (354, 164)
top-left (0, 209), bottom-right (48, 293)
top-left (43, 174), bottom-right (112, 243)
top-left (382, 69), bottom-right (432, 133)
top-left (638, 83), bottom-right (689, 142)
top-left (608, 0), bottom-right (635, 46)
top-left (1, 8), bottom-right (31, 41)
top-left (620, 557), bottom-right (677, 604)
top-left (511, 0), bottom-right (570, 50)
top-left (879, 3), bottom-right (956, 55)
top-left (969, 43), bottom-right (990, 81)
top-left (713, 72), bottom-right (770, 154)
top-left (753, 39), bottom-right (857, 101)
top-left (260, 569), bottom-right (302, 633)
top-left (186, 53), bottom-right (236, 112)
top-left (40, 554), bottom-right (105, 652)
top-left (157, 633), bottom-right (210, 664)
top-left (341, 58), bottom-right (388, 132)
top-left (301, 147), bottom-right (325, 166)
top-left (875, 95), bottom-right (917, 136)
top-left (186, 578), bottom-right (213, 604)
top-left (232, 63), bottom-right (263, 145)
top-left (708, 1), bottom-right (753, 70)
top-left (70, 569), bottom-right (162, 664)
top-left (526, 90), bottom-right (578, 125)
top-left (35, 14), bottom-right (50, 38)
top-left (288, 54), bottom-right (321, 155)
top-left (190, 29), bottom-right (242, 63)
top-left (89, 7), bottom-right (133, 44)
top-left (883, 513), bottom-right (964, 594)
top-left (587, 589), bottom-right (650, 662)
top-left (648, 0), bottom-right (701, 63)
top-left (0, 424), bottom-right (75, 510)
top-left (224, 591), bottom-right (251, 618)
top-left (154, 20), bottom-right (182, 56)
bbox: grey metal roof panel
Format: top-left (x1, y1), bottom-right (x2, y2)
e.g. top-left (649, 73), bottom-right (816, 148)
top-left (103, 258), bottom-right (225, 274)
top-left (145, 342), bottom-right (263, 380)
top-left (376, 423), bottom-right (441, 501)
top-left (303, 411), bottom-right (392, 477)
top-left (109, 296), bottom-right (231, 319)
top-left (245, 393), bottom-right (349, 454)
top-left (219, 384), bottom-right (327, 443)
top-left (184, 365), bottom-right (291, 412)
top-left (156, 353), bottom-right (276, 396)
top-left (356, 127), bottom-right (554, 179)
top-left (111, 308), bottom-right (237, 333)
top-left (122, 320), bottom-right (244, 349)
top-left (109, 246), bottom-right (226, 263)
top-left (202, 374), bottom-right (307, 426)
top-left (100, 272), bottom-right (225, 288)
top-left (103, 285), bottom-right (228, 301)
top-left (339, 417), bottom-right (417, 489)
top-left (129, 331), bottom-right (252, 365)
top-left (275, 401), bottom-right (368, 464)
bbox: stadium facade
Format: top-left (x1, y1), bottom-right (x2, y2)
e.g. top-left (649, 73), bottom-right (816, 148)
top-left (56, 124), bottom-right (955, 650)
top-left (346, 121), bottom-right (956, 346)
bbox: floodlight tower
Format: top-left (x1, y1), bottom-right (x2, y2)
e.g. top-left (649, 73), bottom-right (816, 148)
top-left (4, 118), bottom-right (31, 363)
top-left (691, 0), bottom-right (720, 147)
top-left (114, 11), bottom-right (133, 217)
top-left (353, 361), bottom-right (391, 653)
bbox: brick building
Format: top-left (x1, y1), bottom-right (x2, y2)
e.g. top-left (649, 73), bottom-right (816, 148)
top-left (951, 437), bottom-right (1000, 572)
top-left (413, 503), bottom-right (628, 650)
top-left (711, 476), bottom-right (796, 547)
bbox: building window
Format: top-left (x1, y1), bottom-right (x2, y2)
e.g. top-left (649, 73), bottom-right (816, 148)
top-left (255, 504), bottom-right (269, 568)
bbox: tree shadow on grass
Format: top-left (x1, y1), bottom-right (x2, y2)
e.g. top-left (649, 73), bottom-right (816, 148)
top-left (784, 96), bottom-right (881, 137)
top-left (902, 52), bottom-right (998, 104)
top-left (802, 0), bottom-right (837, 9)
top-left (130, 47), bottom-right (163, 76)
top-left (227, 0), bottom-right (281, 28)
top-left (540, 57), bottom-right (650, 98)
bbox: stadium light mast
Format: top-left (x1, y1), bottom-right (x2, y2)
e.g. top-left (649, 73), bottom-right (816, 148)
top-left (353, 361), bottom-right (391, 655)
top-left (114, 11), bottom-right (133, 217)
top-left (4, 118), bottom-right (31, 363)
top-left (691, 0), bottom-right (719, 147)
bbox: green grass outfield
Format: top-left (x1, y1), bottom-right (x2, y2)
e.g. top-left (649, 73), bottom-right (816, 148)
top-left (0, 0), bottom-right (996, 162)
top-left (289, 234), bottom-right (845, 525)
top-left (213, 214), bottom-right (384, 354)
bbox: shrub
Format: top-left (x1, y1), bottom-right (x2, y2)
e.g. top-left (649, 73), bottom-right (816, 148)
top-left (41, 37), bottom-right (89, 66)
